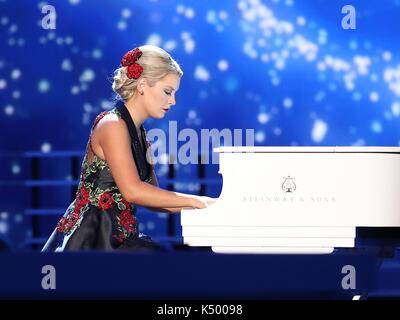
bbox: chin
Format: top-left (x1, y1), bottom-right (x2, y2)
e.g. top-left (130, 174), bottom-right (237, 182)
top-left (154, 113), bottom-right (165, 119)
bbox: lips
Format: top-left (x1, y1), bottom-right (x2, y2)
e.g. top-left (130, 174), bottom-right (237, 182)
top-left (162, 108), bottom-right (170, 112)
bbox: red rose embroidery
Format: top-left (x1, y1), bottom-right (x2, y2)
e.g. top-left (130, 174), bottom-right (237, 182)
top-left (119, 210), bottom-right (135, 233)
top-left (56, 217), bottom-right (68, 233)
top-left (75, 186), bottom-right (90, 210)
top-left (56, 209), bottom-right (81, 233)
top-left (74, 202), bottom-right (82, 214)
top-left (98, 192), bottom-right (114, 210)
top-left (121, 48), bottom-right (142, 67)
top-left (70, 211), bottom-right (79, 221)
top-left (80, 186), bottom-right (90, 201)
top-left (127, 63), bottom-right (143, 79)
top-left (121, 198), bottom-right (131, 210)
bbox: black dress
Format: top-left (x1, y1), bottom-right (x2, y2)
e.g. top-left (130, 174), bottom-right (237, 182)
top-left (42, 101), bottom-right (162, 251)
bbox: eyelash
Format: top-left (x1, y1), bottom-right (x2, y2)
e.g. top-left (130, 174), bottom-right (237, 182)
top-left (164, 91), bottom-right (172, 96)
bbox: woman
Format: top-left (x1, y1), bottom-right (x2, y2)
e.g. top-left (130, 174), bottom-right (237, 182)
top-left (42, 45), bottom-right (215, 252)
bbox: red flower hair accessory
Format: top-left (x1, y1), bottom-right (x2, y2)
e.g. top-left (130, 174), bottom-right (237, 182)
top-left (127, 63), bottom-right (144, 79)
top-left (121, 48), bottom-right (142, 67)
top-left (121, 48), bottom-right (144, 79)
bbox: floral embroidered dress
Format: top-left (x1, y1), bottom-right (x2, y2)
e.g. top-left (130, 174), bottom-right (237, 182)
top-left (42, 101), bottom-right (161, 251)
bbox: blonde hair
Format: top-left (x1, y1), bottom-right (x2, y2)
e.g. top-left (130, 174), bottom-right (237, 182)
top-left (112, 45), bottom-right (183, 101)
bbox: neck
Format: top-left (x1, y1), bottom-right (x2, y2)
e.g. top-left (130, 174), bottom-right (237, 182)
top-left (124, 94), bottom-right (148, 130)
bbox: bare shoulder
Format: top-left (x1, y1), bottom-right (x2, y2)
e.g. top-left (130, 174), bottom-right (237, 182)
top-left (89, 113), bottom-right (131, 161)
top-left (95, 112), bottom-right (129, 141)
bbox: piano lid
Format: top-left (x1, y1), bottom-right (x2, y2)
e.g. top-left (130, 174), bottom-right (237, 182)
top-left (214, 146), bottom-right (400, 153)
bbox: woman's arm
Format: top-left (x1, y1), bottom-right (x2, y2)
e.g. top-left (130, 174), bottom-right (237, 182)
top-left (145, 164), bottom-right (213, 213)
top-left (96, 115), bottom-right (206, 209)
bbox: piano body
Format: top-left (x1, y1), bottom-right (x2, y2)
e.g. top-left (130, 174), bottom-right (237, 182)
top-left (181, 146), bottom-right (400, 254)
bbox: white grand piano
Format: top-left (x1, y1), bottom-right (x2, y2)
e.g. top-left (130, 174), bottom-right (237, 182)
top-left (181, 146), bottom-right (400, 254)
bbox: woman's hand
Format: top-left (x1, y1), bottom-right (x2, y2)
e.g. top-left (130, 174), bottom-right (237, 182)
top-left (189, 196), bottom-right (217, 209)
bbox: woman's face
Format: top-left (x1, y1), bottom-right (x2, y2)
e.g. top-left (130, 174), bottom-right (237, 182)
top-left (142, 73), bottom-right (180, 119)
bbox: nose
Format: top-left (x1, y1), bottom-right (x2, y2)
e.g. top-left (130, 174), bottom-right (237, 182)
top-left (168, 95), bottom-right (176, 106)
